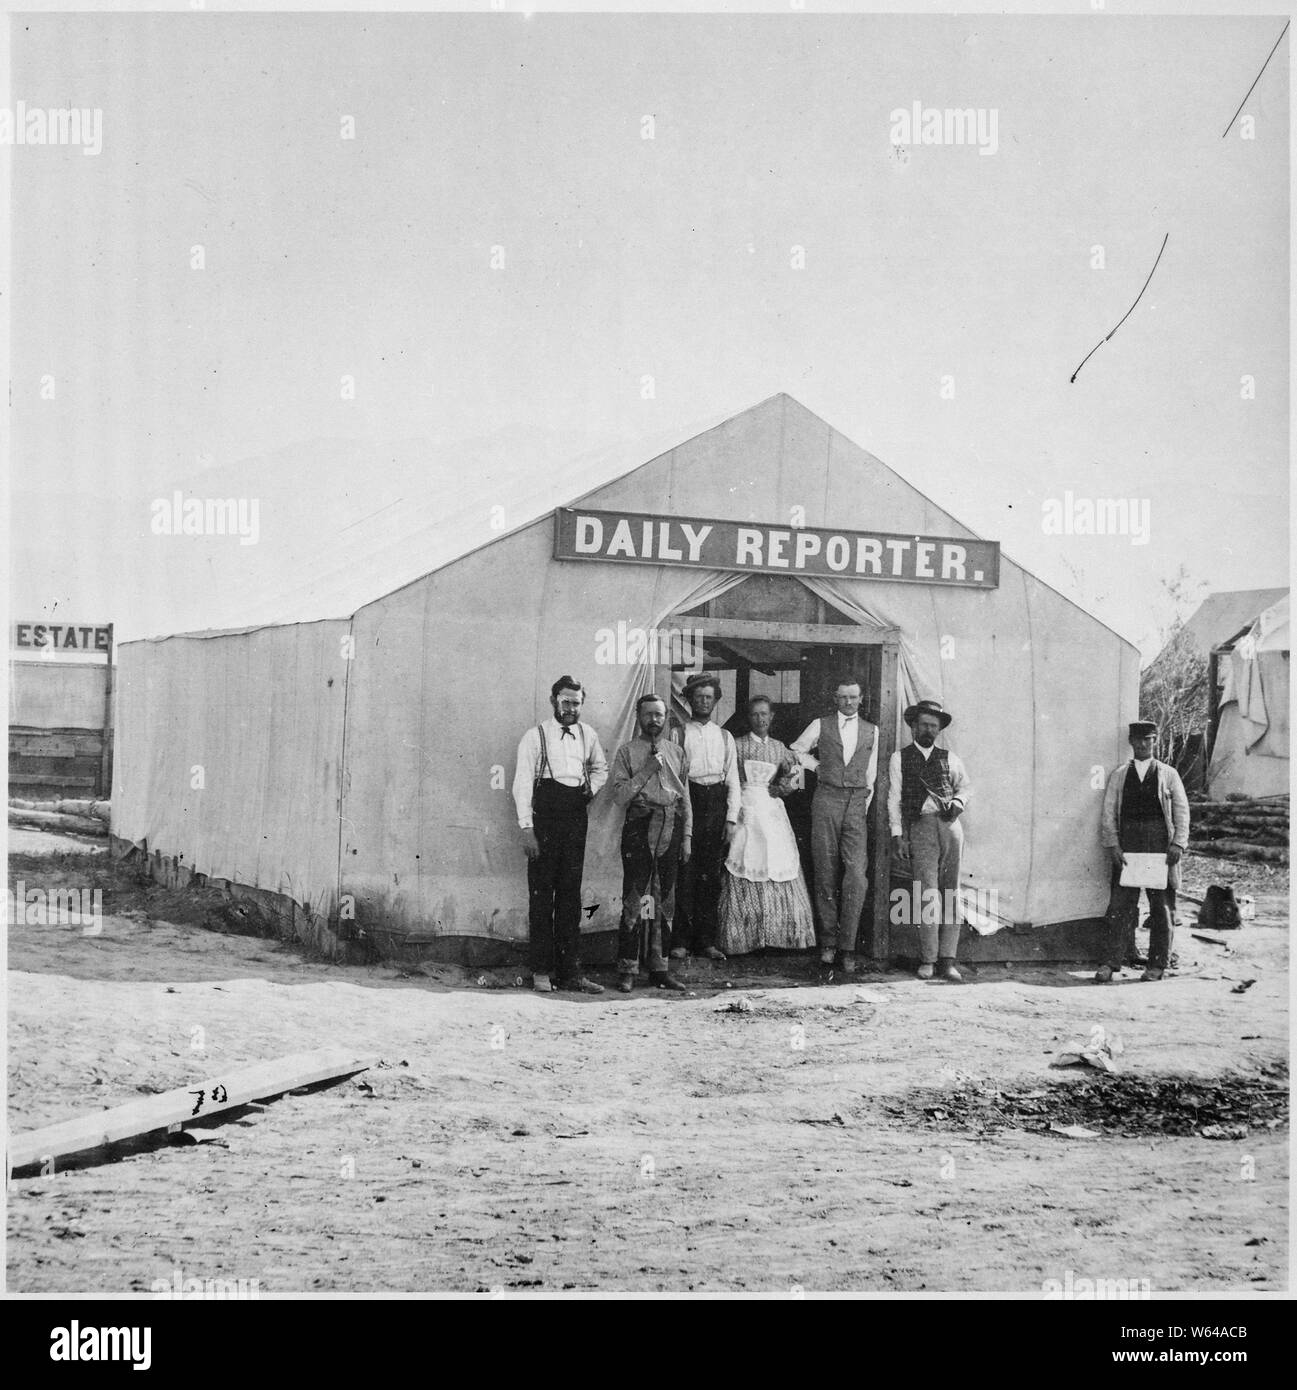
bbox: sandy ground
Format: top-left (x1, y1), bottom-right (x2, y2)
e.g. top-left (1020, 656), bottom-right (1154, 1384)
top-left (5, 828), bottom-right (1289, 1294)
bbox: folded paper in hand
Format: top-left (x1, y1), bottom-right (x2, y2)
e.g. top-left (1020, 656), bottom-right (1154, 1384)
top-left (1119, 852), bottom-right (1168, 890)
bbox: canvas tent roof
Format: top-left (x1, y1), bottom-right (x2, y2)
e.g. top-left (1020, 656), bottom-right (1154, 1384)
top-left (138, 392), bottom-right (1130, 650)
top-left (133, 403), bottom-right (750, 640)
top-left (1174, 588), bottom-right (1289, 662)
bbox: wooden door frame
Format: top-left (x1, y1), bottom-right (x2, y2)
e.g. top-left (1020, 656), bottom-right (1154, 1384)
top-left (661, 615), bottom-right (901, 961)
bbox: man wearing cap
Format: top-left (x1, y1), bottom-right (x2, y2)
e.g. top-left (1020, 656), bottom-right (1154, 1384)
top-left (513, 675), bottom-right (609, 994)
top-left (1096, 720), bottom-right (1190, 983)
top-left (791, 678), bottom-right (879, 973)
top-left (887, 699), bottom-right (972, 981)
top-left (609, 693), bottom-right (691, 994)
top-left (670, 672), bottom-right (740, 963)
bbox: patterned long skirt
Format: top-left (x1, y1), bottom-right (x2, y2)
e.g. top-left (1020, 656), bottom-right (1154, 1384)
top-left (717, 870), bottom-right (816, 954)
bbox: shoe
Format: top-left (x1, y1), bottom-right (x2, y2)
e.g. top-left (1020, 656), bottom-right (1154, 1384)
top-left (701, 946), bottom-right (727, 962)
top-left (819, 949), bottom-right (836, 966)
top-left (937, 960), bottom-right (962, 982)
top-left (650, 972), bottom-right (687, 991)
top-left (1093, 965), bottom-right (1115, 984)
top-left (1140, 967), bottom-right (1165, 982)
top-left (917, 963), bottom-right (935, 980)
top-left (839, 954), bottom-right (859, 974)
top-left (558, 977), bottom-right (604, 994)
top-left (617, 973), bottom-right (635, 993)
top-left (532, 974), bottom-right (554, 993)
top-left (669, 947), bottom-right (688, 960)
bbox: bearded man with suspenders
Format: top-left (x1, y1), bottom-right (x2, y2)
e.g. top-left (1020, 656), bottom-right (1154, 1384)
top-left (512, 675), bottom-right (609, 994)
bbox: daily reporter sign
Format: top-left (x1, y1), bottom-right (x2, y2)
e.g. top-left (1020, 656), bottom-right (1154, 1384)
top-left (554, 508), bottom-right (999, 589)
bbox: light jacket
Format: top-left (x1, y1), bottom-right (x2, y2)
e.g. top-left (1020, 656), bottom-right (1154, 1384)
top-left (1100, 759), bottom-right (1190, 868)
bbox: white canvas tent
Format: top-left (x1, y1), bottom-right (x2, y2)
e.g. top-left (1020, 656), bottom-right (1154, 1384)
top-left (114, 394), bottom-right (1140, 962)
top-left (1207, 593), bottom-right (1290, 799)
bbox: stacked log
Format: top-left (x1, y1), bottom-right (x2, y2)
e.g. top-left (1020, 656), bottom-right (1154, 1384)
top-left (1189, 796), bottom-right (1288, 863)
top-left (9, 797), bottom-right (110, 821)
top-left (8, 805), bottom-right (108, 838)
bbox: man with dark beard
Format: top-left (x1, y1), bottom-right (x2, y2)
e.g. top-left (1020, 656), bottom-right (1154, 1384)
top-left (609, 693), bottom-right (691, 994)
top-left (887, 699), bottom-right (972, 981)
top-left (513, 675), bottom-right (608, 994)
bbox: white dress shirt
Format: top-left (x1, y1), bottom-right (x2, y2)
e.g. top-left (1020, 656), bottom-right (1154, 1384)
top-left (886, 742), bottom-right (971, 837)
top-left (1132, 757), bottom-right (1152, 781)
top-left (791, 713), bottom-right (879, 801)
top-left (512, 717), bottom-right (609, 830)
top-left (678, 718), bottom-right (741, 822)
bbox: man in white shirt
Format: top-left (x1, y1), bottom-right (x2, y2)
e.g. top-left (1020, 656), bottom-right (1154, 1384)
top-left (886, 699), bottom-right (972, 981)
top-left (1096, 719), bottom-right (1189, 983)
top-left (671, 673), bottom-right (741, 961)
top-left (791, 678), bottom-right (879, 972)
top-left (512, 675), bottom-right (609, 994)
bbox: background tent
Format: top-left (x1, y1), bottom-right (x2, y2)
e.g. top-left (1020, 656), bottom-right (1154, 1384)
top-left (1208, 593), bottom-right (1290, 799)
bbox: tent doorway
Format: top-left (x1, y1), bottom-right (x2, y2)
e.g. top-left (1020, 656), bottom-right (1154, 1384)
top-left (668, 578), bottom-right (900, 959)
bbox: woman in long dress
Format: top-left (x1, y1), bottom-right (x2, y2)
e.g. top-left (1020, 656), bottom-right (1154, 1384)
top-left (717, 696), bottom-right (817, 954)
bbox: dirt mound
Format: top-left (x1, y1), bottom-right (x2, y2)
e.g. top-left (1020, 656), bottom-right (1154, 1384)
top-left (9, 849), bottom-right (285, 940)
top-left (877, 1063), bottom-right (1289, 1139)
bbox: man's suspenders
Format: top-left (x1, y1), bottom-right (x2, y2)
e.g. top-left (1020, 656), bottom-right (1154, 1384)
top-left (534, 723), bottom-right (593, 796)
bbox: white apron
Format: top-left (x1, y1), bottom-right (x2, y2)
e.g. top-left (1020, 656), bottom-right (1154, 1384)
top-left (725, 760), bottom-right (802, 883)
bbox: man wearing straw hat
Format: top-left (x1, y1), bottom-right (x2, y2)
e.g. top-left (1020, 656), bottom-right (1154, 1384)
top-left (887, 698), bottom-right (972, 981)
top-left (1095, 719), bottom-right (1190, 983)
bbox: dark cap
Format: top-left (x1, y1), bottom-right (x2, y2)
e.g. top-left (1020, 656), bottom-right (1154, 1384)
top-left (1128, 720), bottom-right (1158, 739)
top-left (904, 698), bottom-right (952, 729)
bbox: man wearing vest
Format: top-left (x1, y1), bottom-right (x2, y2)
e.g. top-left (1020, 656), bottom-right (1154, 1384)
top-left (512, 675), bottom-right (609, 994)
top-left (1096, 720), bottom-right (1190, 983)
top-left (887, 698), bottom-right (972, 981)
top-left (791, 678), bottom-right (879, 973)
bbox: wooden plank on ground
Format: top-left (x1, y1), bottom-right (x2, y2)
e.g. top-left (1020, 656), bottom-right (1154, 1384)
top-left (7, 1050), bottom-right (374, 1172)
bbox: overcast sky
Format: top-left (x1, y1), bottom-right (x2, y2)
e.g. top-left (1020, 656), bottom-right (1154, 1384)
top-left (7, 9), bottom-right (1289, 655)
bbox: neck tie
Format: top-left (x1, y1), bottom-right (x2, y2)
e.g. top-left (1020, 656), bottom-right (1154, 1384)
top-left (561, 727), bottom-right (574, 739)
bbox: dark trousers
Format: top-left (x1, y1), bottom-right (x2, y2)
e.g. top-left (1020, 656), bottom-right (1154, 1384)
top-left (618, 807), bottom-right (683, 973)
top-left (1104, 870), bottom-right (1174, 970)
top-left (527, 781), bottom-right (589, 980)
top-left (678, 782), bottom-right (729, 951)
top-left (1102, 816), bottom-right (1174, 971)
